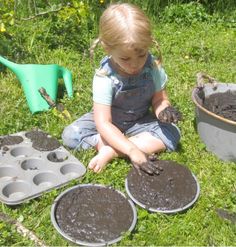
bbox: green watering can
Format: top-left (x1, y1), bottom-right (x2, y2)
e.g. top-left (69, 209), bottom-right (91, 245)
top-left (0, 55), bottom-right (73, 113)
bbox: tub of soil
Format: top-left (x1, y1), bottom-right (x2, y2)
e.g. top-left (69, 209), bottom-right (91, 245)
top-left (125, 160), bottom-right (200, 214)
top-left (51, 184), bottom-right (137, 246)
top-left (192, 73), bottom-right (236, 162)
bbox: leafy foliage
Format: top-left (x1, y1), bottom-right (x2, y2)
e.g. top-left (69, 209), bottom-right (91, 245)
top-left (0, 0), bottom-right (15, 57)
top-left (0, 0), bottom-right (14, 32)
top-left (0, 220), bottom-right (35, 246)
top-left (161, 2), bottom-right (210, 24)
top-left (0, 1), bottom-right (236, 246)
top-left (0, 0), bottom-right (107, 61)
top-left (1, 0), bottom-right (235, 61)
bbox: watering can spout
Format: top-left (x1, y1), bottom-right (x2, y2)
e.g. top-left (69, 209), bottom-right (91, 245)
top-left (0, 55), bottom-right (19, 73)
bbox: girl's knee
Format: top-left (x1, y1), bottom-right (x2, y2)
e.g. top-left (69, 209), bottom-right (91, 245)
top-left (62, 124), bottom-right (99, 150)
top-left (62, 126), bottom-right (79, 149)
top-left (151, 123), bottom-right (181, 152)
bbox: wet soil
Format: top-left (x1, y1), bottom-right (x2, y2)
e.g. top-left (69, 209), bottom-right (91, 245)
top-left (55, 185), bottom-right (134, 244)
top-left (25, 130), bottom-right (48, 140)
top-left (25, 130), bottom-right (60, 151)
top-left (127, 160), bottom-right (198, 211)
top-left (216, 208), bottom-right (236, 224)
top-left (0, 135), bottom-right (24, 149)
top-left (202, 91), bottom-right (236, 122)
top-left (47, 152), bottom-right (68, 162)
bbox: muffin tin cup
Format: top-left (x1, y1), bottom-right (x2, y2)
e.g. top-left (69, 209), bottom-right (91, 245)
top-left (0, 131), bottom-right (86, 205)
top-left (51, 184), bottom-right (137, 247)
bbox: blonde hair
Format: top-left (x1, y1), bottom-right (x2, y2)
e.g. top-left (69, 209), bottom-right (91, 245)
top-left (90, 3), bottom-right (162, 63)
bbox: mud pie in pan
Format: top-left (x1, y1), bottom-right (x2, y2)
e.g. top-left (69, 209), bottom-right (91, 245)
top-left (125, 160), bottom-right (200, 214)
top-left (51, 184), bottom-right (137, 246)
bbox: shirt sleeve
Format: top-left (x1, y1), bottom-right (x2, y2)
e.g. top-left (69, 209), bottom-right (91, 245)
top-left (92, 74), bottom-right (113, 105)
top-left (151, 64), bottom-right (168, 92)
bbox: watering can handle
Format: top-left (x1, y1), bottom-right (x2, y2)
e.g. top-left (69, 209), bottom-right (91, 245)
top-left (59, 67), bottom-right (73, 97)
top-left (196, 72), bottom-right (219, 90)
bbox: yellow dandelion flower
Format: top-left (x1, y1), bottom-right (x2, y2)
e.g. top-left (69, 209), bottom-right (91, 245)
top-left (0, 23), bottom-right (6, 32)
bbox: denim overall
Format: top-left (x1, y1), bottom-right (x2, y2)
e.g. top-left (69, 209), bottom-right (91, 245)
top-left (110, 58), bottom-right (155, 132)
top-left (62, 55), bottom-right (180, 150)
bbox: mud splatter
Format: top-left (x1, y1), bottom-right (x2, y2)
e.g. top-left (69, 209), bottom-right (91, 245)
top-left (216, 208), bottom-right (236, 224)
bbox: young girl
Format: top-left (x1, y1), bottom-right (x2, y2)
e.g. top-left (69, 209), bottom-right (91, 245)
top-left (62, 3), bottom-right (181, 174)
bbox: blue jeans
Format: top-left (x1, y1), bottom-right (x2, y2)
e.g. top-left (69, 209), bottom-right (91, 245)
top-left (62, 112), bottom-right (181, 151)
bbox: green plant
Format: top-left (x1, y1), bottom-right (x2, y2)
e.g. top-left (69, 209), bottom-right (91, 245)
top-left (0, 0), bottom-right (15, 58)
top-left (0, 0), bottom-right (14, 32)
top-left (0, 0), bottom-right (107, 60)
top-left (0, 220), bottom-right (35, 246)
top-left (0, 2), bottom-right (236, 246)
top-left (161, 2), bottom-right (210, 24)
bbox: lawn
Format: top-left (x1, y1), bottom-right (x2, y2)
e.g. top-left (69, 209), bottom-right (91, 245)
top-left (0, 19), bottom-right (236, 246)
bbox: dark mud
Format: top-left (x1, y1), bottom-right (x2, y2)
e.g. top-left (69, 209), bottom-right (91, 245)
top-left (25, 130), bottom-right (60, 151)
top-left (127, 160), bottom-right (198, 211)
top-left (55, 185), bottom-right (134, 244)
top-left (32, 138), bottom-right (60, 151)
top-left (202, 91), bottom-right (236, 122)
top-left (47, 152), bottom-right (68, 162)
top-left (216, 208), bottom-right (236, 224)
top-left (0, 135), bottom-right (24, 149)
top-left (25, 130), bottom-right (48, 140)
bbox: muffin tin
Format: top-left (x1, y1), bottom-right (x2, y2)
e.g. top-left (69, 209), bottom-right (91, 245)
top-left (0, 131), bottom-right (86, 205)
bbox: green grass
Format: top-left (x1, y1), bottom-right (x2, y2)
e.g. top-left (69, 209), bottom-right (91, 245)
top-left (0, 21), bottom-right (236, 246)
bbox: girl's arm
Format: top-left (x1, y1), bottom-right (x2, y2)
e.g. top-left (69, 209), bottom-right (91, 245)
top-left (152, 89), bottom-right (170, 117)
top-left (93, 102), bottom-right (147, 163)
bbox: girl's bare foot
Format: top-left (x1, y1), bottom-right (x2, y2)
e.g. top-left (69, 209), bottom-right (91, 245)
top-left (88, 146), bottom-right (117, 173)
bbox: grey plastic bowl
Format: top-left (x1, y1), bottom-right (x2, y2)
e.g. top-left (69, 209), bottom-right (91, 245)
top-left (192, 83), bottom-right (236, 162)
top-left (51, 184), bottom-right (137, 246)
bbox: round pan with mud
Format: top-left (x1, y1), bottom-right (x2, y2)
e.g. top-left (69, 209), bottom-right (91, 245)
top-left (51, 184), bottom-right (137, 246)
top-left (125, 160), bottom-right (200, 214)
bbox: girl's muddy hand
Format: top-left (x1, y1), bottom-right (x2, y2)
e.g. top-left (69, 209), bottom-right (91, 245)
top-left (132, 160), bottom-right (154, 175)
top-left (131, 153), bottom-right (163, 176)
top-left (147, 155), bottom-right (163, 171)
top-left (158, 106), bottom-right (182, 124)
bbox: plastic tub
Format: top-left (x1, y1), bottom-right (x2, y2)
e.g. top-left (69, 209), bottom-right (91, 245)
top-left (192, 73), bottom-right (236, 162)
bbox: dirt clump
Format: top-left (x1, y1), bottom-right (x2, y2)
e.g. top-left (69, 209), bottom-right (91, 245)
top-left (25, 130), bottom-right (60, 151)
